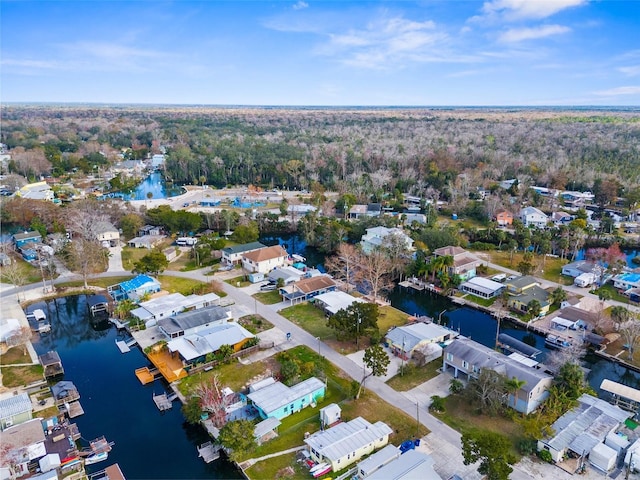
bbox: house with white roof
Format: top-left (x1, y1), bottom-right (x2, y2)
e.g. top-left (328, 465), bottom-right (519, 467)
top-left (459, 276), bottom-right (505, 299)
top-left (14, 181), bottom-right (54, 202)
top-left (385, 322), bottom-right (457, 360)
top-left (304, 417), bottom-right (393, 473)
top-left (443, 337), bottom-right (553, 414)
top-left (520, 206), bottom-right (548, 228)
top-left (313, 291), bottom-right (367, 315)
top-left (537, 394), bottom-right (630, 464)
top-left (360, 226), bottom-right (414, 254)
top-left (0, 393), bottom-right (33, 430)
top-left (363, 448), bottom-right (442, 480)
top-left (167, 322), bottom-right (255, 364)
top-left (130, 292), bottom-right (220, 327)
top-left (247, 377), bottom-right (325, 420)
top-left (241, 244), bottom-right (288, 274)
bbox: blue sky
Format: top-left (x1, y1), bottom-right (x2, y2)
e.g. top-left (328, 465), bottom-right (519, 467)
top-left (2, 0), bottom-right (640, 106)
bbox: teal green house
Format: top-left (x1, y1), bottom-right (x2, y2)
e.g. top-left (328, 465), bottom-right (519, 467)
top-left (247, 377), bottom-right (325, 420)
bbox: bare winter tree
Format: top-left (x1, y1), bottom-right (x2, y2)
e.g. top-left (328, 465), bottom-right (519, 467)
top-left (194, 374), bottom-right (233, 429)
top-left (358, 247), bottom-right (395, 303)
top-left (545, 343), bottom-right (587, 373)
top-left (325, 243), bottom-right (360, 293)
top-left (0, 261), bottom-right (28, 301)
top-left (65, 238), bottom-right (108, 288)
top-left (618, 315), bottom-right (640, 360)
top-left (7, 326), bottom-right (32, 355)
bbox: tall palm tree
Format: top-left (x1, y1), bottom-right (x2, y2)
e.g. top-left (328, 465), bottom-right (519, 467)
top-left (505, 376), bottom-right (527, 411)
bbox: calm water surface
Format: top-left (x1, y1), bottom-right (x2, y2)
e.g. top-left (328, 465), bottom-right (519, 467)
top-left (120, 171), bottom-right (184, 201)
top-left (26, 295), bottom-right (242, 480)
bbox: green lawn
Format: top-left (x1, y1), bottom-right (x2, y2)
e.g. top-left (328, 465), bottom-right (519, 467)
top-left (253, 290), bottom-right (282, 305)
top-left (1, 365), bottom-right (44, 387)
top-left (593, 284), bottom-right (630, 303)
top-left (280, 303), bottom-right (336, 342)
top-left (463, 294), bottom-right (497, 308)
top-left (156, 275), bottom-right (208, 295)
top-left (57, 275), bottom-right (133, 289)
top-left (377, 306), bottom-right (409, 332)
top-left (178, 359), bottom-right (267, 395)
top-left (225, 275), bottom-right (251, 287)
top-left (120, 246), bottom-right (150, 271)
top-left (386, 359), bottom-right (442, 392)
top-left (485, 251), bottom-right (573, 285)
top-left (1, 346), bottom-right (32, 365)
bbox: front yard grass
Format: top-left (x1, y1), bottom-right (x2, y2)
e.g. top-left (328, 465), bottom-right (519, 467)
top-left (56, 275), bottom-right (133, 289)
top-left (156, 275), bottom-right (208, 295)
top-left (593, 284), bottom-right (630, 304)
top-left (386, 359), bottom-right (442, 392)
top-left (225, 275), bottom-right (251, 287)
top-left (253, 290), bottom-right (282, 305)
top-left (238, 315), bottom-right (274, 334)
top-left (1, 346), bottom-right (31, 365)
top-left (463, 294), bottom-right (497, 308)
top-left (1, 365), bottom-right (44, 387)
top-left (120, 246), bottom-right (151, 271)
top-left (280, 303), bottom-right (336, 343)
top-left (434, 393), bottom-right (524, 460)
top-left (377, 306), bottom-right (409, 332)
top-left (484, 251), bottom-right (573, 285)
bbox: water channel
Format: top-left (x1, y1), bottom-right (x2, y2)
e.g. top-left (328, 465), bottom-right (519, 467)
top-left (26, 295), bottom-right (242, 479)
top-left (116, 171), bottom-right (184, 201)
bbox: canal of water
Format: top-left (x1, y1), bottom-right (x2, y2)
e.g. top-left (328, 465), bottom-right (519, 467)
top-left (116, 171), bottom-right (184, 201)
top-left (26, 295), bottom-right (242, 479)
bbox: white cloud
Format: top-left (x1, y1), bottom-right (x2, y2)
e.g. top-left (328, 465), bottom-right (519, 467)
top-left (594, 86), bottom-right (640, 96)
top-left (292, 1), bottom-right (308, 10)
top-left (498, 24), bottom-right (570, 43)
top-left (480, 0), bottom-right (587, 21)
top-left (619, 66), bottom-right (640, 77)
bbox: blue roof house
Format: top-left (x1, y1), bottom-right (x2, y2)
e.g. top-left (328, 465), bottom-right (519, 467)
top-left (108, 274), bottom-right (161, 302)
top-left (13, 231), bottom-right (42, 249)
top-left (247, 377), bottom-right (325, 420)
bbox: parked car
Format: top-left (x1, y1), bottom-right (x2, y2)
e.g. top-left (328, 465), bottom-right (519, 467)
top-left (218, 264), bottom-right (233, 271)
top-left (260, 284), bottom-right (277, 291)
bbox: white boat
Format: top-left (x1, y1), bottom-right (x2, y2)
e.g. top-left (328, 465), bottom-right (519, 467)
top-left (545, 334), bottom-right (573, 349)
top-left (84, 452), bottom-right (108, 465)
top-left (309, 462), bottom-right (328, 474)
top-left (313, 464), bottom-right (332, 478)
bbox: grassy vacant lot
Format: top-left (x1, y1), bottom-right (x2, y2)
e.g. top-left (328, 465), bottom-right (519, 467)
top-left (1, 346), bottom-right (31, 365)
top-left (386, 359), bottom-right (442, 392)
top-left (225, 275), bottom-right (251, 287)
top-left (484, 250), bottom-right (573, 285)
top-left (120, 246), bottom-right (150, 271)
top-left (157, 275), bottom-right (208, 295)
top-left (1, 365), bottom-right (44, 388)
top-left (462, 294), bottom-right (497, 308)
top-left (178, 359), bottom-right (269, 395)
top-left (434, 393), bottom-right (524, 460)
top-left (280, 303), bottom-right (410, 355)
top-left (57, 276), bottom-right (133, 289)
top-left (238, 315), bottom-right (274, 334)
top-left (253, 290), bottom-right (282, 305)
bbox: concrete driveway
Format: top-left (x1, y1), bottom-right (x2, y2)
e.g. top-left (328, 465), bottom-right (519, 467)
top-left (107, 244), bottom-right (125, 272)
top-left (346, 346), bottom-right (404, 382)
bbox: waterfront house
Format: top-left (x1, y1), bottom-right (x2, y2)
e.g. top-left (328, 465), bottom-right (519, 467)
top-left (494, 209), bottom-right (514, 227)
top-left (13, 231), bottom-right (42, 249)
top-left (505, 275), bottom-right (538, 294)
top-left (0, 419), bottom-right (47, 477)
top-left (158, 305), bottom-right (232, 339)
top-left (127, 235), bottom-right (165, 249)
top-left (221, 241), bottom-right (266, 265)
top-left (241, 245), bottom-right (288, 274)
top-left (459, 277), bottom-right (505, 299)
top-left (107, 274), bottom-right (161, 302)
top-left (131, 292), bottom-right (220, 327)
top-left (51, 381), bottom-right (80, 407)
top-left (507, 286), bottom-right (551, 316)
top-left (443, 337), bottom-right (553, 414)
top-left (551, 211), bottom-right (574, 226)
top-left (520, 206), bottom-right (548, 228)
top-left (360, 226), bottom-right (414, 255)
top-left (385, 323), bottom-right (456, 360)
top-left (432, 246), bottom-right (481, 281)
top-left (0, 393), bottom-right (33, 430)
top-left (280, 275), bottom-right (337, 305)
top-left (247, 377), bottom-right (325, 420)
top-left (562, 260), bottom-right (599, 278)
top-left (313, 291), bottom-right (367, 315)
top-left (0, 318), bottom-right (21, 346)
top-left (94, 221), bottom-right (120, 247)
top-left (613, 272), bottom-right (640, 291)
top-left (548, 306), bottom-right (597, 332)
top-left (363, 448), bottom-right (441, 480)
top-left (304, 417), bottom-right (393, 473)
top-left (537, 394), bottom-right (630, 464)
top-left (167, 322), bottom-right (255, 364)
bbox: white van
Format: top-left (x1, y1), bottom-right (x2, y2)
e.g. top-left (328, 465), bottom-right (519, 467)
top-left (491, 273), bottom-right (507, 283)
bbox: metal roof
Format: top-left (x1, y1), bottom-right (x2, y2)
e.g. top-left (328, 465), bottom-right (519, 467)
top-left (254, 417), bottom-right (281, 439)
top-left (0, 393), bottom-right (32, 419)
top-left (386, 323), bottom-right (453, 352)
top-left (248, 377), bottom-right (325, 416)
top-left (305, 417), bottom-right (393, 462)
top-left (158, 305), bottom-right (231, 335)
top-left (167, 323), bottom-right (254, 361)
top-left (357, 444), bottom-right (400, 476)
top-left (498, 334), bottom-right (542, 358)
top-left (222, 242), bottom-right (266, 255)
top-left (367, 449), bottom-right (440, 480)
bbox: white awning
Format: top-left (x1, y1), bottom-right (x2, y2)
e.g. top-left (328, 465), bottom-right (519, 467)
top-left (601, 379), bottom-right (640, 403)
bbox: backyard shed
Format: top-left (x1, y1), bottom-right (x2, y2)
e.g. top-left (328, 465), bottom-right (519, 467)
top-left (605, 430), bottom-right (630, 454)
top-left (319, 403), bottom-right (341, 428)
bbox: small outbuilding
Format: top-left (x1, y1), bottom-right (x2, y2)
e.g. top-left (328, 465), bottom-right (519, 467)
top-left (590, 442), bottom-right (617, 472)
top-left (320, 403), bottom-right (341, 429)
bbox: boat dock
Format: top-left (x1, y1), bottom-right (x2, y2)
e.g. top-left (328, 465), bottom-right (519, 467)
top-left (88, 463), bottom-right (126, 480)
top-left (27, 309), bottom-right (47, 322)
top-left (63, 401), bottom-right (85, 418)
top-left (109, 318), bottom-right (130, 329)
top-left (115, 338), bottom-right (138, 353)
top-left (153, 392), bottom-right (178, 411)
top-left (399, 277), bottom-right (427, 291)
top-left (135, 367), bottom-right (161, 384)
top-left (197, 442), bottom-right (220, 463)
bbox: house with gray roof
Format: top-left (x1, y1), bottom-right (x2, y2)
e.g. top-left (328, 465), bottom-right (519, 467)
top-left (537, 394), bottom-right (630, 463)
top-left (304, 417), bottom-right (393, 473)
top-left (130, 292), bottom-right (220, 327)
top-left (443, 337), bottom-right (553, 414)
top-left (365, 448), bottom-right (442, 480)
top-left (562, 261), bottom-right (599, 278)
top-left (247, 377), bottom-right (325, 420)
top-left (167, 322), bottom-right (255, 363)
top-left (158, 305), bottom-right (232, 339)
top-left (0, 393), bottom-right (33, 430)
top-left (385, 322), bottom-right (457, 360)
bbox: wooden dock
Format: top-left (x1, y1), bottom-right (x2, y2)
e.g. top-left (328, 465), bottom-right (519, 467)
top-left (66, 401), bottom-right (84, 418)
top-left (399, 278), bottom-right (426, 291)
top-left (135, 367), bottom-right (160, 384)
top-left (116, 338), bottom-right (137, 353)
top-left (153, 392), bottom-right (176, 411)
top-left (197, 442), bottom-right (220, 463)
top-left (109, 318), bottom-right (130, 329)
